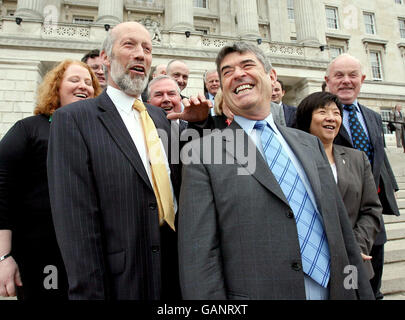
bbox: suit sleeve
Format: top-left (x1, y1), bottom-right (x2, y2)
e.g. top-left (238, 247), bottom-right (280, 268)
top-left (353, 152), bottom-right (382, 255)
top-left (0, 121), bottom-right (28, 230)
top-left (178, 143), bottom-right (226, 299)
top-left (47, 110), bottom-right (107, 299)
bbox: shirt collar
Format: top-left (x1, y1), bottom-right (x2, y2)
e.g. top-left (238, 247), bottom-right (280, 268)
top-left (106, 85), bottom-right (142, 114)
top-left (234, 112), bottom-right (277, 135)
top-left (345, 100), bottom-right (360, 112)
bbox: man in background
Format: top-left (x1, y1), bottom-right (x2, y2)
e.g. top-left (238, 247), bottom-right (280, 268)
top-left (82, 49), bottom-right (107, 88)
top-left (271, 79), bottom-right (297, 127)
top-left (204, 70), bottom-right (220, 116)
top-left (167, 59), bottom-right (190, 98)
top-left (325, 53), bottom-right (400, 300)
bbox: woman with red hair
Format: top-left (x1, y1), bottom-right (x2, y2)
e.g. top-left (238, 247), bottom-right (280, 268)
top-left (0, 59), bottom-right (101, 299)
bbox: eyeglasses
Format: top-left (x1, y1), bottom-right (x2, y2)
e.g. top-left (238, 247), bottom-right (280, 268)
top-left (89, 64), bottom-right (103, 71)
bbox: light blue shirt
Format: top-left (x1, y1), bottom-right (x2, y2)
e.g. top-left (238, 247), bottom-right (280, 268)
top-left (234, 113), bottom-right (329, 300)
top-left (342, 100), bottom-right (370, 140)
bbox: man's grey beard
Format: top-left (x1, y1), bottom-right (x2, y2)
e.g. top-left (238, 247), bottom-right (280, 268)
top-left (110, 58), bottom-right (149, 96)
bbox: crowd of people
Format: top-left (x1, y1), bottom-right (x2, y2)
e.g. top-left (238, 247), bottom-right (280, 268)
top-left (0, 21), bottom-right (400, 300)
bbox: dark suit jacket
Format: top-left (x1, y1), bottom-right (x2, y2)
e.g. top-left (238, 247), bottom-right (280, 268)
top-left (333, 144), bottom-right (382, 278)
top-left (334, 103), bottom-right (399, 245)
top-left (178, 122), bottom-right (374, 300)
top-left (282, 103), bottom-right (297, 128)
top-left (47, 91), bottom-right (181, 300)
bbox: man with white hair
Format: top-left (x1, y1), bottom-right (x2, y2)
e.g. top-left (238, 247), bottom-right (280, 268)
top-left (147, 75), bottom-right (187, 132)
top-left (325, 53), bottom-right (400, 300)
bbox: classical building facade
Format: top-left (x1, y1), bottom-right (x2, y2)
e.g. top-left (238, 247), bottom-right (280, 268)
top-left (1, 0), bottom-right (405, 137)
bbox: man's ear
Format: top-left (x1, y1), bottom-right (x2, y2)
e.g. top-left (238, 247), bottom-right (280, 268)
top-left (100, 50), bottom-right (110, 69)
top-left (270, 69), bottom-right (277, 82)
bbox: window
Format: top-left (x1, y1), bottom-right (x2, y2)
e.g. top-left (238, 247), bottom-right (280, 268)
top-left (194, 0), bottom-right (207, 8)
top-left (330, 46), bottom-right (343, 60)
top-left (364, 12), bottom-right (376, 34)
top-left (325, 7), bottom-right (339, 29)
top-left (400, 19), bottom-right (405, 38)
top-left (287, 0), bottom-right (295, 20)
top-left (370, 51), bottom-right (383, 80)
top-left (196, 28), bottom-right (208, 35)
top-left (73, 16), bottom-right (94, 25)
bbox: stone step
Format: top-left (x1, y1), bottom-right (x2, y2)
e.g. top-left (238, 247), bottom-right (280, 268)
top-left (386, 222), bottom-right (405, 240)
top-left (398, 199), bottom-right (405, 209)
top-left (386, 147), bottom-right (404, 154)
top-left (384, 238), bottom-right (405, 263)
top-left (396, 176), bottom-right (405, 184)
top-left (384, 214), bottom-right (405, 224)
top-left (381, 261), bottom-right (405, 295)
top-left (383, 292), bottom-right (405, 300)
top-left (397, 190), bottom-right (405, 198)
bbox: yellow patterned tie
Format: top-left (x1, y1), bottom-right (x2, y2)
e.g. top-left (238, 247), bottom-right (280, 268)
top-left (133, 99), bottom-right (175, 231)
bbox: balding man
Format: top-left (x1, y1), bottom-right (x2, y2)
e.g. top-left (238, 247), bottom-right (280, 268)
top-left (325, 53), bottom-right (400, 300)
top-left (167, 59), bottom-right (189, 98)
top-left (153, 64), bottom-right (167, 78)
top-left (47, 22), bottom-right (209, 300)
top-left (204, 70), bottom-right (220, 116)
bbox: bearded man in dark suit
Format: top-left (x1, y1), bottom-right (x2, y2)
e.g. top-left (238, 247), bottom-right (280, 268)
top-left (47, 21), bottom-right (209, 300)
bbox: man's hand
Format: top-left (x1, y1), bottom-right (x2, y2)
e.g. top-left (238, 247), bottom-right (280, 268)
top-left (0, 257), bottom-right (22, 297)
top-left (167, 93), bottom-right (212, 123)
top-left (361, 253), bottom-right (372, 261)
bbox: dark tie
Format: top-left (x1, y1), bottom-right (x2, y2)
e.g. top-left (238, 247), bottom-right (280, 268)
top-left (254, 120), bottom-right (331, 287)
top-left (343, 104), bottom-right (374, 164)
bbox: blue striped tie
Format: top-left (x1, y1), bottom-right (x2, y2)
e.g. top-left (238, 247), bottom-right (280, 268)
top-left (254, 120), bottom-right (331, 287)
top-left (343, 104), bottom-right (374, 164)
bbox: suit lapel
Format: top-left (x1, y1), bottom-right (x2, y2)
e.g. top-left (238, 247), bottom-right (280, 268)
top-left (333, 146), bottom-right (349, 198)
top-left (277, 125), bottom-right (324, 212)
top-left (225, 122), bottom-right (290, 207)
top-left (337, 124), bottom-right (353, 148)
top-left (96, 92), bottom-right (153, 191)
top-left (358, 104), bottom-right (378, 149)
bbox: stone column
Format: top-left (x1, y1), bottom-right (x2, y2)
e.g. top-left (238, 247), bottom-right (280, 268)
top-left (236, 0), bottom-right (260, 38)
top-left (96, 0), bottom-right (124, 25)
top-left (294, 0), bottom-right (320, 45)
top-left (15, 0), bottom-right (45, 20)
top-left (167, 0), bottom-right (194, 31)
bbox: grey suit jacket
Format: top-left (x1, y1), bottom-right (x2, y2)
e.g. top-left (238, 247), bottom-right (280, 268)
top-left (178, 122), bottom-right (374, 300)
top-left (47, 91), bottom-right (181, 300)
top-left (333, 144), bottom-right (382, 278)
top-left (270, 102), bottom-right (286, 126)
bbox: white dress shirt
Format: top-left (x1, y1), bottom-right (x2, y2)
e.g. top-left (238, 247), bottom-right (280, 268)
top-left (106, 85), bottom-right (178, 214)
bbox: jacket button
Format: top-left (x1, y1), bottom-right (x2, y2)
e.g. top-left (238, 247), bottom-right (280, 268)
top-left (149, 203), bottom-right (157, 210)
top-left (286, 210), bottom-right (294, 219)
top-left (151, 246), bottom-right (160, 253)
top-left (291, 262), bottom-right (302, 271)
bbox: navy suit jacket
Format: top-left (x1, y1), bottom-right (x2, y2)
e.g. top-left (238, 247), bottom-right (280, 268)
top-left (282, 103), bottom-right (297, 128)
